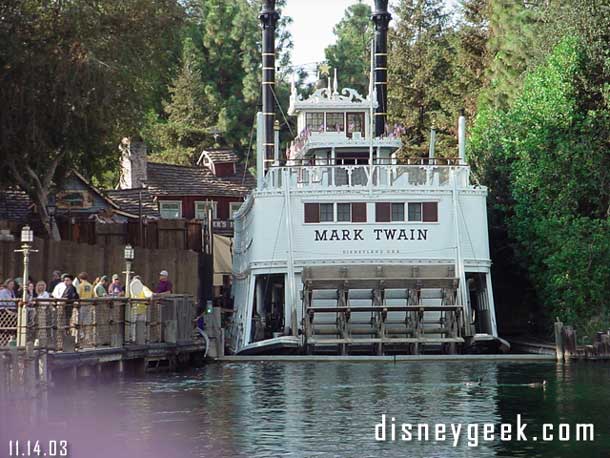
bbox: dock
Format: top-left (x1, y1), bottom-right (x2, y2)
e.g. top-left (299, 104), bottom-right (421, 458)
top-left (0, 295), bottom-right (209, 393)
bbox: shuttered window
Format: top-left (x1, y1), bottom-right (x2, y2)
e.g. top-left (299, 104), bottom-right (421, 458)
top-left (391, 203), bottom-right (405, 222)
top-left (407, 203), bottom-right (422, 222)
top-left (337, 203), bottom-right (351, 222)
top-left (304, 203), bottom-right (320, 223)
top-left (376, 202), bottom-right (391, 222)
top-left (352, 203), bottom-right (367, 222)
top-left (320, 203), bottom-right (334, 222)
top-left (422, 202), bottom-right (438, 222)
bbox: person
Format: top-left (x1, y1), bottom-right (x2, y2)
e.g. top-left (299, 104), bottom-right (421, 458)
top-left (13, 277), bottom-right (23, 300)
top-left (35, 281), bottom-right (50, 299)
top-left (52, 273), bottom-right (69, 299)
top-left (0, 279), bottom-right (16, 308)
top-left (76, 272), bottom-right (94, 299)
top-left (108, 274), bottom-right (124, 297)
top-left (94, 276), bottom-right (108, 298)
top-left (155, 270), bottom-right (173, 295)
top-left (25, 280), bottom-right (36, 303)
top-left (48, 270), bottom-right (62, 293)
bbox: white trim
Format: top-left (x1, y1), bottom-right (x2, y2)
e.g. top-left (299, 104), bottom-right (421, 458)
top-left (159, 200), bottom-right (182, 219)
top-left (230, 201), bottom-right (242, 220)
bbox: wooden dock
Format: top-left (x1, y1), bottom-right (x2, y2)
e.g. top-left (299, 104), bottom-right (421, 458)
top-left (0, 295), bottom-right (207, 390)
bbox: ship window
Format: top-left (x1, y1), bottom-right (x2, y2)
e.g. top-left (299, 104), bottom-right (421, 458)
top-left (306, 112), bottom-right (324, 132)
top-left (408, 203), bottom-right (422, 222)
top-left (326, 112), bottom-right (345, 132)
top-left (320, 203), bottom-right (334, 222)
top-left (347, 112), bottom-right (365, 138)
top-left (337, 203), bottom-right (351, 222)
top-left (375, 202), bottom-right (391, 222)
top-left (391, 203), bottom-right (405, 222)
top-left (422, 202), bottom-right (438, 222)
top-left (304, 203), bottom-right (320, 223)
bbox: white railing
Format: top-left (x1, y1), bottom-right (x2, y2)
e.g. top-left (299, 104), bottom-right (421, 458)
top-left (287, 131), bottom-right (402, 160)
top-left (263, 164), bottom-right (471, 190)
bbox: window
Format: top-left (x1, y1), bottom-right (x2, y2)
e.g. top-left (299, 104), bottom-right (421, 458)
top-left (306, 112), bottom-right (324, 131)
top-left (320, 203), bottom-right (334, 222)
top-left (422, 202), bottom-right (438, 222)
top-left (347, 112), bottom-right (365, 137)
top-left (337, 203), bottom-right (351, 222)
top-left (195, 200), bottom-right (217, 220)
top-left (159, 200), bottom-right (182, 219)
top-left (375, 202), bottom-right (391, 222)
top-left (408, 203), bottom-right (422, 222)
top-left (326, 112), bottom-right (345, 132)
top-left (304, 202), bottom-right (367, 223)
top-left (391, 203), bottom-right (405, 222)
top-left (230, 202), bottom-right (242, 220)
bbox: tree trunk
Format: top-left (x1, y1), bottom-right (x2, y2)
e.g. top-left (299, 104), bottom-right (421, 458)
top-left (35, 190), bottom-right (61, 241)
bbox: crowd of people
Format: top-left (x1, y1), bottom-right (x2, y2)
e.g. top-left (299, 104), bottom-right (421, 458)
top-left (0, 269), bottom-right (174, 309)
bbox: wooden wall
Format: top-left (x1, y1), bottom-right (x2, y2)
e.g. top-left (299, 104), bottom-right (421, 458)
top-left (0, 238), bottom-right (199, 297)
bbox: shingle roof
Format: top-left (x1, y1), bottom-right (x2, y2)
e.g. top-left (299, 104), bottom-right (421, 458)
top-left (106, 188), bottom-right (159, 218)
top-left (144, 162), bottom-right (254, 197)
top-left (0, 189), bottom-right (32, 223)
top-left (203, 149), bottom-right (239, 163)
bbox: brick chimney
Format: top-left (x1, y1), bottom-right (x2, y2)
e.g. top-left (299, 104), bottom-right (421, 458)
top-left (119, 137), bottom-right (148, 189)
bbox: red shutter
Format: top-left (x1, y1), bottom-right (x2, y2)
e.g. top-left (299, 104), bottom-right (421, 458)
top-left (352, 203), bottom-right (367, 222)
top-left (376, 202), bottom-right (391, 222)
top-left (304, 203), bottom-right (320, 223)
top-left (422, 202), bottom-right (438, 222)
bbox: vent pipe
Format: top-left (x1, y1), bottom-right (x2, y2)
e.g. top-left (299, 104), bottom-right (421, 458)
top-left (458, 113), bottom-right (466, 163)
top-left (259, 0), bottom-right (279, 170)
top-left (372, 0), bottom-right (392, 137)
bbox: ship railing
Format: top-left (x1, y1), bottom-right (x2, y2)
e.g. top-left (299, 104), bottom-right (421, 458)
top-left (263, 163), bottom-right (470, 190)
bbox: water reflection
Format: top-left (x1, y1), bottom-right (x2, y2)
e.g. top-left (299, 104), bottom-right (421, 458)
top-left (1, 361), bottom-right (609, 457)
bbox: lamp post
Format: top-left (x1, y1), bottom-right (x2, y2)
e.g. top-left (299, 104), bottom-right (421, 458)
top-left (14, 226), bottom-right (36, 347)
top-left (124, 244), bottom-right (135, 298)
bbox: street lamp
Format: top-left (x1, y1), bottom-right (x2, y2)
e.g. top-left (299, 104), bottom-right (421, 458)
top-left (15, 225), bottom-right (37, 346)
top-left (124, 244), bottom-right (134, 298)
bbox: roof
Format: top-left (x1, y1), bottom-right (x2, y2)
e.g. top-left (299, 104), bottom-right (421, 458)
top-left (197, 149), bottom-right (239, 165)
top-left (144, 162), bottom-right (254, 198)
top-left (0, 189), bottom-right (31, 223)
top-left (105, 188), bottom-right (159, 218)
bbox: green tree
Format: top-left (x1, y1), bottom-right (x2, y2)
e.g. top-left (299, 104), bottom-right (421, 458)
top-left (470, 36), bottom-right (610, 334)
top-left (0, 0), bottom-right (184, 238)
top-left (388, 0), bottom-right (455, 155)
top-left (324, 2), bottom-right (373, 96)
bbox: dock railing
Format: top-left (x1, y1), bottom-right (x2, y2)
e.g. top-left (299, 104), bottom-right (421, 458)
top-left (0, 295), bottom-right (197, 351)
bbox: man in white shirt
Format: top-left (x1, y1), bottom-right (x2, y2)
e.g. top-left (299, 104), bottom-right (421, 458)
top-left (52, 273), bottom-right (69, 299)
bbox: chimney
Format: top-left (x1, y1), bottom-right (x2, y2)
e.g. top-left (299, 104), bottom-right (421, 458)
top-left (119, 138), bottom-right (148, 189)
top-left (372, 0), bottom-right (392, 137)
top-left (259, 0), bottom-right (280, 171)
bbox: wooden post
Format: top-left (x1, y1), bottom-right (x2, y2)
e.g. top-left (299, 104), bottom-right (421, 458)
top-left (562, 325), bottom-right (576, 361)
top-left (554, 320), bottom-right (564, 362)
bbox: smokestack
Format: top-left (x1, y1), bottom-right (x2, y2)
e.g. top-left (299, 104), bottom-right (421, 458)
top-left (259, 0), bottom-right (279, 170)
top-left (372, 0), bottom-right (391, 137)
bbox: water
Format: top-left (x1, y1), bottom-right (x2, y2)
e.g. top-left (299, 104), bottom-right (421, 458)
top-left (2, 361), bottom-right (609, 457)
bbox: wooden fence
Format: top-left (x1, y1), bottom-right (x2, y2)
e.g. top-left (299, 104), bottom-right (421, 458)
top-left (0, 238), bottom-right (200, 298)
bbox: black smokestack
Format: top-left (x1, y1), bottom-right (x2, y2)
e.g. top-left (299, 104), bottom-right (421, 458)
top-left (372, 0), bottom-right (391, 137)
top-left (259, 0), bottom-right (279, 168)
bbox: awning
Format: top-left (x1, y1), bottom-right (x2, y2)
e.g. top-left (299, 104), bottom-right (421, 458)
top-left (213, 234), bottom-right (233, 286)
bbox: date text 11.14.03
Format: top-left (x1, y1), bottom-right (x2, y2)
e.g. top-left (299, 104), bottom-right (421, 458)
top-left (8, 440), bottom-right (68, 457)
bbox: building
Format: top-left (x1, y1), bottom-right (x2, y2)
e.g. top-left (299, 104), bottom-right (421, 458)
top-left (118, 140), bottom-right (255, 234)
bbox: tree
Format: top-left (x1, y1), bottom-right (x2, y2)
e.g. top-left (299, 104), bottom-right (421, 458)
top-left (0, 0), bottom-right (184, 238)
top-left (144, 0), bottom-right (294, 165)
top-left (388, 0), bottom-right (455, 155)
top-left (324, 2), bottom-right (373, 96)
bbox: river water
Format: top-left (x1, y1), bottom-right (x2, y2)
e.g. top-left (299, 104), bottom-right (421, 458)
top-left (3, 360), bottom-right (609, 457)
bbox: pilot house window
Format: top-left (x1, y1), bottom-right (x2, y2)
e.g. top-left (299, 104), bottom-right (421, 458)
top-left (306, 112), bottom-right (324, 131)
top-left (326, 113), bottom-right (344, 132)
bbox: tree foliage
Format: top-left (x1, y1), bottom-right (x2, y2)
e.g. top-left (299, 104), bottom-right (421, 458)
top-left (0, 0), bottom-right (184, 238)
top-left (324, 2), bottom-right (372, 96)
